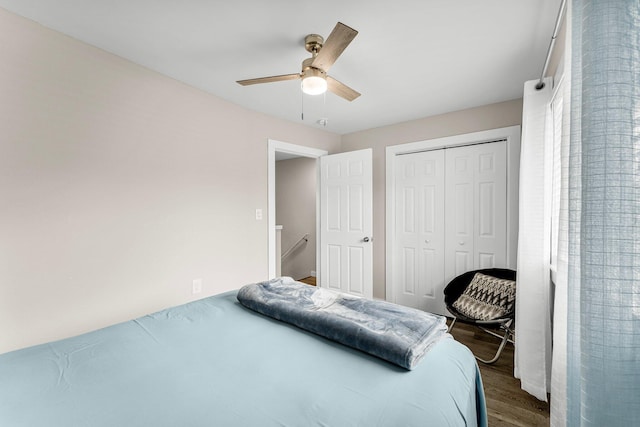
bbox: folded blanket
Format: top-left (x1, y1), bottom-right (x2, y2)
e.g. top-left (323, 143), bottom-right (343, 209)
top-left (237, 277), bottom-right (451, 370)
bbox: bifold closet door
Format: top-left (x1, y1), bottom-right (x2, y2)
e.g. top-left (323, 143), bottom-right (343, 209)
top-left (393, 150), bottom-right (445, 311)
top-left (444, 141), bottom-right (508, 287)
top-left (392, 141), bottom-right (508, 316)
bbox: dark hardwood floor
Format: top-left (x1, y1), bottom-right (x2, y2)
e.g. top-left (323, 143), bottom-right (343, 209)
top-left (448, 321), bottom-right (550, 426)
top-left (298, 276), bottom-right (316, 286)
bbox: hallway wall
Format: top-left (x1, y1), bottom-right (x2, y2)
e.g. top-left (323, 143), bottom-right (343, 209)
top-left (275, 157), bottom-right (317, 280)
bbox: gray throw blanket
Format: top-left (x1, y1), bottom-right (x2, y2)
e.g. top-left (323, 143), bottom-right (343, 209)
top-left (237, 277), bottom-right (450, 370)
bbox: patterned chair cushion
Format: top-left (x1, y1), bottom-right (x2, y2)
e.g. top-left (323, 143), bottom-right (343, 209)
top-left (451, 272), bottom-right (516, 321)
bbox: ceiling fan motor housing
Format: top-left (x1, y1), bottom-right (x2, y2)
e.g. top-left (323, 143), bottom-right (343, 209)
top-left (301, 58), bottom-right (326, 78)
top-left (304, 34), bottom-right (324, 54)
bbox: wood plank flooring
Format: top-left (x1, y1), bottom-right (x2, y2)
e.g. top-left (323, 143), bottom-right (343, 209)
top-left (448, 321), bottom-right (550, 426)
top-left (298, 276), bottom-right (316, 286)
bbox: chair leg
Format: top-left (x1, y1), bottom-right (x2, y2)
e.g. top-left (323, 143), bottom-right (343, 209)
top-left (475, 320), bottom-right (513, 365)
top-left (447, 317), bottom-right (457, 332)
top-left (478, 326), bottom-right (515, 345)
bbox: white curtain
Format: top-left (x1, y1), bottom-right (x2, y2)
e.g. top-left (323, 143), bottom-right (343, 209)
top-left (551, 0), bottom-right (640, 425)
top-left (515, 76), bottom-right (554, 401)
top-left (550, 3), bottom-right (572, 425)
top-left (549, 82), bottom-right (571, 426)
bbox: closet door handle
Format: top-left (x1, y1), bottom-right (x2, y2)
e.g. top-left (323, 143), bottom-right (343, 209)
top-left (363, 237), bottom-right (371, 243)
top-left (459, 241), bottom-right (465, 246)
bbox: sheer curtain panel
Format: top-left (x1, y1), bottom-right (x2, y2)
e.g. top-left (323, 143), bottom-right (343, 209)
top-left (562, 0), bottom-right (640, 425)
top-left (549, 53), bottom-right (571, 427)
top-left (515, 77), bottom-right (553, 401)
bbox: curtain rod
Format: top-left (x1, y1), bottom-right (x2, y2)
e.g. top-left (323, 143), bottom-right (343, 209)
top-left (535, 0), bottom-right (567, 90)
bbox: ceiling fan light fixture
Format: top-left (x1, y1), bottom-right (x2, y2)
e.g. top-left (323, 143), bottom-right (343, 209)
top-left (301, 76), bottom-right (327, 95)
top-left (301, 67), bottom-right (327, 95)
top-left (237, 23), bottom-right (360, 101)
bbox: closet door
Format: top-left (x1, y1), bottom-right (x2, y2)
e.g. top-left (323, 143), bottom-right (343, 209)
top-left (444, 142), bottom-right (507, 287)
top-left (474, 141), bottom-right (508, 268)
top-left (444, 146), bottom-right (475, 281)
top-left (393, 150), bottom-right (445, 310)
top-left (392, 141), bottom-right (508, 315)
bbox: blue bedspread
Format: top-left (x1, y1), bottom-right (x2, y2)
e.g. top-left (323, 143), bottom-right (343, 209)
top-left (237, 278), bottom-right (450, 369)
top-left (0, 290), bottom-right (487, 427)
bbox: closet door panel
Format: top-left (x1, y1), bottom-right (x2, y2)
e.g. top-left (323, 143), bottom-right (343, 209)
top-left (392, 140), bottom-right (508, 316)
top-left (394, 151), bottom-right (445, 310)
top-left (421, 247), bottom-right (437, 298)
top-left (395, 156), bottom-right (419, 307)
top-left (475, 141), bottom-right (508, 268)
top-left (445, 148), bottom-right (476, 287)
top-left (402, 247), bottom-right (416, 295)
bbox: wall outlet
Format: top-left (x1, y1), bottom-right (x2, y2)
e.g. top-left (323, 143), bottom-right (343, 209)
top-left (192, 278), bottom-right (203, 294)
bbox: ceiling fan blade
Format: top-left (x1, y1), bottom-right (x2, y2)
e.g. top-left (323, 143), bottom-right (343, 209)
top-left (311, 22), bottom-right (358, 72)
top-left (236, 73), bottom-right (300, 86)
top-left (327, 76), bottom-right (361, 101)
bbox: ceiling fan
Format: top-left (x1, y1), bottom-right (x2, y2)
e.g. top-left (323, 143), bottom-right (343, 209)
top-left (236, 22), bottom-right (361, 101)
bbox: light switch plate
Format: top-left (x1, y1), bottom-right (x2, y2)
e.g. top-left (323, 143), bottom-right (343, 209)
top-left (255, 209), bottom-right (263, 220)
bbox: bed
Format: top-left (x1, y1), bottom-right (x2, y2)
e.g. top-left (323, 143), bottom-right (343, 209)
top-left (0, 286), bottom-right (487, 426)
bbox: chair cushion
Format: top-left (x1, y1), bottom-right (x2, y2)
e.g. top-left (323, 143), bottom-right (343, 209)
top-left (451, 272), bottom-right (516, 321)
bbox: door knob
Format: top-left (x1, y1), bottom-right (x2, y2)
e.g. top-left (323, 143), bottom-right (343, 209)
top-left (363, 237), bottom-right (371, 243)
top-left (425, 239), bottom-right (430, 244)
top-left (459, 241), bottom-right (465, 245)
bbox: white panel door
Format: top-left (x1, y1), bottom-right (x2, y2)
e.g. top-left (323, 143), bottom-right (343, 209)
top-left (444, 142), bottom-right (508, 287)
top-left (391, 141), bottom-right (508, 316)
top-left (319, 149), bottom-right (373, 298)
top-left (474, 142), bottom-right (508, 269)
top-left (393, 150), bottom-right (445, 311)
top-left (444, 146), bottom-right (476, 283)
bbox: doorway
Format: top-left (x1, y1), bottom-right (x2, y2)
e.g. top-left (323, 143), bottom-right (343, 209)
top-left (267, 140), bottom-right (327, 280)
top-left (268, 140), bottom-right (374, 298)
top-left (276, 155), bottom-right (317, 282)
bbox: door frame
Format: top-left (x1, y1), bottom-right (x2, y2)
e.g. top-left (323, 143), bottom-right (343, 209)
top-left (385, 126), bottom-right (521, 302)
top-left (268, 139), bottom-right (328, 279)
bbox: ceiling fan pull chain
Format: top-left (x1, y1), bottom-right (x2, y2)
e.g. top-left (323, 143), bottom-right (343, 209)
top-left (321, 92), bottom-right (327, 127)
top-left (301, 91), bottom-right (304, 121)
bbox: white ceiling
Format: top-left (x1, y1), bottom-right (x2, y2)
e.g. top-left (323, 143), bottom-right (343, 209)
top-left (0, 0), bottom-right (561, 135)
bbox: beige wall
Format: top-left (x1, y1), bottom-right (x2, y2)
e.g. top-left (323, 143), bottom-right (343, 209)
top-left (0, 6), bottom-right (536, 354)
top-left (275, 157), bottom-right (317, 280)
top-left (0, 9), bottom-right (340, 354)
top-left (341, 99), bottom-right (523, 299)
